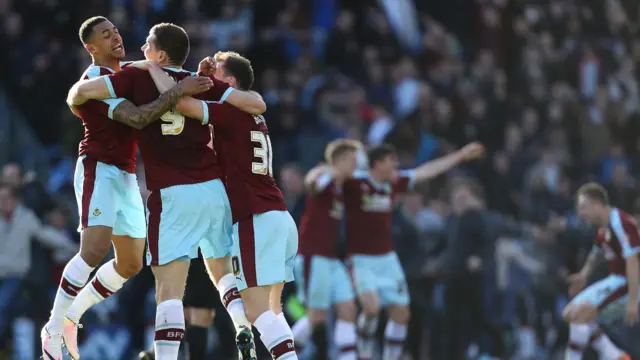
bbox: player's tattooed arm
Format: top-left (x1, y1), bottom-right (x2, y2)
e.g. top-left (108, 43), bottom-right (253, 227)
top-left (111, 77), bottom-right (213, 129)
top-left (110, 91), bottom-right (182, 130)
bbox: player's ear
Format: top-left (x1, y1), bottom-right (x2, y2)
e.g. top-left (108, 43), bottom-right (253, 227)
top-left (84, 43), bottom-right (94, 54)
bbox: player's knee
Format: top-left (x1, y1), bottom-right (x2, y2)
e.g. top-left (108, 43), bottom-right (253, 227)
top-left (308, 310), bottom-right (329, 325)
top-left (360, 293), bottom-right (380, 317)
top-left (335, 301), bottom-right (357, 323)
top-left (563, 303), bottom-right (577, 322)
top-left (388, 305), bottom-right (410, 324)
top-left (79, 244), bottom-right (109, 267)
top-left (114, 257), bottom-right (142, 278)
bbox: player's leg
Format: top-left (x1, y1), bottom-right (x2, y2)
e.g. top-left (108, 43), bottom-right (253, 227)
top-left (43, 158), bottom-right (116, 359)
top-left (184, 307), bottom-right (215, 360)
top-left (379, 252), bottom-right (410, 360)
top-left (234, 211), bottom-right (299, 360)
top-left (183, 254), bottom-right (219, 360)
top-left (149, 184), bottom-right (212, 360)
top-left (563, 275), bottom-right (627, 323)
top-left (293, 255), bottom-right (333, 359)
top-left (565, 322), bottom-right (593, 360)
top-left (351, 255), bottom-right (382, 360)
top-left (589, 325), bottom-right (629, 360)
top-left (332, 260), bottom-right (358, 360)
top-left (63, 235), bottom-right (144, 359)
top-left (199, 179), bottom-right (255, 358)
top-left (63, 173), bottom-right (147, 358)
top-left (152, 261), bottom-right (190, 360)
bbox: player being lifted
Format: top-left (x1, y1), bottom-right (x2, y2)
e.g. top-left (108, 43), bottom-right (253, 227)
top-left (345, 143), bottom-right (483, 360)
top-left (63, 25), bottom-right (265, 360)
top-left (144, 51), bottom-right (300, 360)
top-left (41, 16), bottom-right (215, 360)
top-left (292, 140), bottom-right (362, 360)
top-left (563, 183), bottom-right (635, 360)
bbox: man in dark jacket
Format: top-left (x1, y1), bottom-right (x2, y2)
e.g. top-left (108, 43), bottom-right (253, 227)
top-left (442, 179), bottom-right (496, 360)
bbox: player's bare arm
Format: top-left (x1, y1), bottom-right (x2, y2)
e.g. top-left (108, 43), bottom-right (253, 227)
top-left (144, 62), bottom-right (267, 115)
top-left (625, 255), bottom-right (640, 324)
top-left (67, 76), bottom-right (112, 106)
top-left (110, 76), bottom-right (212, 129)
top-left (411, 142), bottom-right (484, 183)
top-left (304, 164), bottom-right (331, 192)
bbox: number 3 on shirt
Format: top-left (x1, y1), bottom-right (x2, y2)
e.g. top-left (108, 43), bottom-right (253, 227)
top-left (251, 131), bottom-right (273, 177)
top-left (161, 111), bottom-right (185, 135)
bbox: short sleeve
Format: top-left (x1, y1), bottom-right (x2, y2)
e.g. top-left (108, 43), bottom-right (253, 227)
top-left (393, 169), bottom-right (416, 193)
top-left (101, 98), bottom-right (127, 120)
top-left (199, 76), bottom-right (233, 101)
top-left (103, 67), bottom-right (137, 99)
top-left (201, 100), bottom-right (229, 126)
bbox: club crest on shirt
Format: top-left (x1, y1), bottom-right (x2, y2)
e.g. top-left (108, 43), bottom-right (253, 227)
top-left (93, 208), bottom-right (101, 216)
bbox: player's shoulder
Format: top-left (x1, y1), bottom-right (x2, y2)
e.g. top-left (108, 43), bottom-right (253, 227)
top-left (164, 67), bottom-right (197, 79)
top-left (81, 64), bottom-right (117, 80)
top-left (610, 208), bottom-right (637, 227)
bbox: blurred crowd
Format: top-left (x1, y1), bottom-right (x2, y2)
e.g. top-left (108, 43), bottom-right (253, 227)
top-left (3, 0), bottom-right (640, 358)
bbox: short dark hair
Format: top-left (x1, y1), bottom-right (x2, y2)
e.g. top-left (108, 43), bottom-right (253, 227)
top-left (79, 16), bottom-right (108, 44)
top-left (367, 144), bottom-right (396, 168)
top-left (214, 51), bottom-right (255, 90)
top-left (577, 182), bottom-right (609, 204)
top-left (150, 23), bottom-right (190, 66)
top-left (325, 139), bottom-right (361, 164)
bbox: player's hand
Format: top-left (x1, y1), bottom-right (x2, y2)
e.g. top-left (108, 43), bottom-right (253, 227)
top-left (458, 142), bottom-right (485, 161)
top-left (178, 76), bottom-right (214, 96)
top-left (567, 272), bottom-right (587, 297)
top-left (198, 56), bottom-right (216, 75)
top-left (625, 302), bottom-right (639, 325)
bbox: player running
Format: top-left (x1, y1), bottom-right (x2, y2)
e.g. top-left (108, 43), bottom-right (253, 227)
top-left (292, 139), bottom-right (362, 360)
top-left (345, 143), bottom-right (483, 360)
top-left (148, 51), bottom-right (300, 360)
top-left (41, 16), bottom-right (214, 360)
top-left (64, 25), bottom-right (264, 360)
top-left (563, 182), bottom-right (637, 360)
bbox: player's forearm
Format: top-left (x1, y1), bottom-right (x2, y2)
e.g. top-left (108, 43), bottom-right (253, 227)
top-left (67, 83), bottom-right (88, 106)
top-left (627, 256), bottom-right (640, 303)
top-left (72, 77), bottom-right (114, 103)
top-left (148, 65), bottom-right (176, 94)
top-left (225, 90), bottom-right (267, 115)
top-left (413, 151), bottom-right (463, 183)
top-left (112, 84), bottom-right (185, 129)
top-left (580, 250), bottom-right (600, 278)
top-left (304, 165), bottom-right (331, 191)
top-left (176, 97), bottom-right (205, 120)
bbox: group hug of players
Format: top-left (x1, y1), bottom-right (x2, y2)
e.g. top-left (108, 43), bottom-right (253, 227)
top-left (36, 14), bottom-right (640, 360)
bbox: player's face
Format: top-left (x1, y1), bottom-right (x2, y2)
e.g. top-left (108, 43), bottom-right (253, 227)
top-left (576, 194), bottom-right (601, 224)
top-left (87, 20), bottom-right (125, 60)
top-left (213, 62), bottom-right (237, 88)
top-left (376, 154), bottom-right (398, 181)
top-left (334, 150), bottom-right (358, 176)
top-left (141, 36), bottom-right (163, 64)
